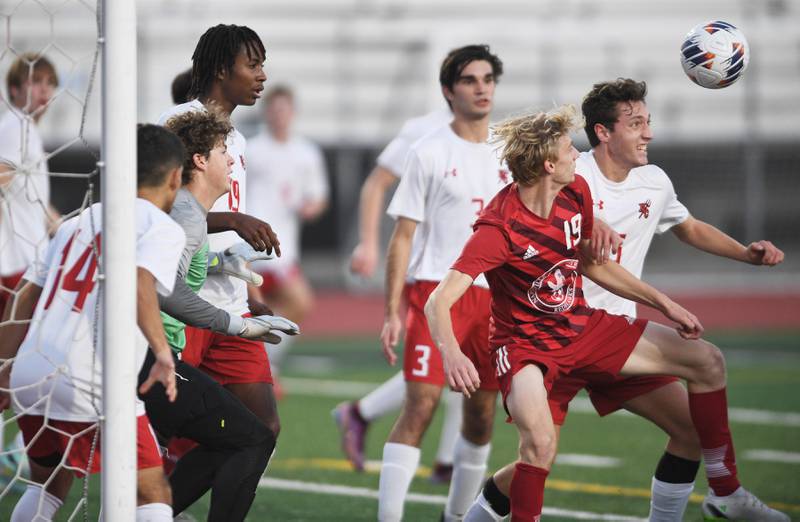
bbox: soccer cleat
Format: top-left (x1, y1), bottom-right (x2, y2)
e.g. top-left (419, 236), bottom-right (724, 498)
top-left (331, 401), bottom-right (368, 471)
top-left (701, 487), bottom-right (789, 521)
top-left (429, 461), bottom-right (454, 485)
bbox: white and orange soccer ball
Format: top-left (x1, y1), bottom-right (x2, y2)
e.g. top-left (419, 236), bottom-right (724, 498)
top-left (680, 21), bottom-right (749, 89)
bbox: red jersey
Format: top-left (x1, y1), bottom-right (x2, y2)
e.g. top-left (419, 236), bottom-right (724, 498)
top-left (452, 176), bottom-right (595, 352)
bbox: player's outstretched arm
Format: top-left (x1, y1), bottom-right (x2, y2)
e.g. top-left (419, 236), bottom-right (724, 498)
top-left (136, 267), bottom-right (177, 402)
top-left (206, 212), bottom-right (281, 257)
top-left (671, 216), bottom-right (784, 266)
top-left (350, 166), bottom-right (399, 277)
top-left (579, 241), bottom-right (703, 339)
top-left (424, 269), bottom-right (480, 397)
top-left (380, 217), bottom-right (416, 365)
top-left (590, 218), bottom-right (623, 265)
top-left (0, 279), bottom-right (42, 411)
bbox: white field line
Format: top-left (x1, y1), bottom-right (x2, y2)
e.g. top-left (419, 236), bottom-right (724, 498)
top-left (258, 477), bottom-right (647, 521)
top-left (283, 377), bottom-right (800, 427)
top-left (743, 449), bottom-right (800, 464)
top-left (555, 454), bottom-right (621, 468)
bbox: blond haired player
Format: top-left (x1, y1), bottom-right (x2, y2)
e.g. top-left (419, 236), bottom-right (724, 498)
top-left (0, 124), bottom-right (186, 522)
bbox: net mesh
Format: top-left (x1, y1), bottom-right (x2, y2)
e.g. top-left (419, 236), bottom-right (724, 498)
top-left (0, 0), bottom-right (102, 519)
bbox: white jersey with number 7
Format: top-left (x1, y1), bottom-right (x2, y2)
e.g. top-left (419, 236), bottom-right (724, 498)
top-left (576, 150), bottom-right (689, 318)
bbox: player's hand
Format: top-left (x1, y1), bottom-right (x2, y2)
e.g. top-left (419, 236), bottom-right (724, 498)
top-left (661, 299), bottom-right (704, 340)
top-left (139, 350), bottom-right (177, 402)
top-left (745, 240), bottom-right (784, 266)
top-left (237, 314), bottom-right (300, 344)
top-left (248, 299), bottom-right (273, 317)
top-left (441, 346), bottom-right (480, 398)
top-left (209, 242), bottom-right (273, 286)
top-left (230, 213), bottom-right (281, 256)
top-left (590, 219), bottom-right (623, 265)
top-left (380, 313), bottom-right (403, 366)
top-left (350, 243), bottom-right (379, 278)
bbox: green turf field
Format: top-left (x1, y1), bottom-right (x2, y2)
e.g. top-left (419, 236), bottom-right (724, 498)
top-left (2, 329), bottom-right (798, 520)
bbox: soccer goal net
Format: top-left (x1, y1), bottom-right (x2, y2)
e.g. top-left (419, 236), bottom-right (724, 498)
top-left (0, 0), bottom-right (138, 519)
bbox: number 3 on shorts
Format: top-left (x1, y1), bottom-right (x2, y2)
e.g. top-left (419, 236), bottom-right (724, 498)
top-left (412, 344), bottom-right (431, 377)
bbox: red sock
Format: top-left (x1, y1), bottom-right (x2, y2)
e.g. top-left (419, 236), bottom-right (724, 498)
top-left (688, 388), bottom-right (740, 496)
top-left (510, 462), bottom-right (548, 521)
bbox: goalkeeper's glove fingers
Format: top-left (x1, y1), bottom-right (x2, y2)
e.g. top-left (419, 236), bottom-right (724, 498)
top-left (225, 242), bottom-right (275, 262)
top-left (231, 314), bottom-right (300, 343)
top-left (208, 244), bottom-right (270, 286)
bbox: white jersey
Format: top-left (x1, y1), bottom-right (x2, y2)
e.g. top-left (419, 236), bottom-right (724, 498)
top-left (0, 109), bottom-right (50, 276)
top-left (576, 150), bottom-right (690, 317)
top-left (245, 132), bottom-right (328, 272)
top-left (376, 108), bottom-right (452, 177)
top-left (387, 124), bottom-right (510, 288)
top-left (10, 199), bottom-right (185, 422)
top-left (158, 101), bottom-right (250, 315)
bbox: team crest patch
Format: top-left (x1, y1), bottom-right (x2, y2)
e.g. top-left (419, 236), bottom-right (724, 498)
top-left (528, 259), bottom-right (579, 313)
top-left (638, 199), bottom-right (652, 219)
top-left (498, 169), bottom-right (510, 184)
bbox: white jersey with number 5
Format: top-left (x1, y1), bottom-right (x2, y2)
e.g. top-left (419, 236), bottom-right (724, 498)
top-left (158, 101), bottom-right (250, 315)
top-left (576, 150), bottom-right (690, 317)
top-left (10, 199), bottom-right (185, 422)
top-left (387, 124), bottom-right (510, 288)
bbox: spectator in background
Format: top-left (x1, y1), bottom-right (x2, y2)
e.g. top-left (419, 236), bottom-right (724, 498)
top-left (171, 68), bottom-right (192, 105)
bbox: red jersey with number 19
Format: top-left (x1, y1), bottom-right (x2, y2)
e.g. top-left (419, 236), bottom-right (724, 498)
top-left (452, 176), bottom-right (594, 352)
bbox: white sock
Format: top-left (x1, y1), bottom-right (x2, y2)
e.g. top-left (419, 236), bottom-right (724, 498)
top-left (435, 390), bottom-right (463, 465)
top-left (266, 332), bottom-right (296, 371)
top-left (378, 442), bottom-right (420, 522)
top-left (11, 484), bottom-right (63, 522)
top-left (463, 491), bottom-right (505, 522)
top-left (358, 372), bottom-right (405, 422)
top-left (136, 502), bottom-right (172, 522)
top-left (445, 435), bottom-right (491, 520)
top-left (648, 477), bottom-right (694, 522)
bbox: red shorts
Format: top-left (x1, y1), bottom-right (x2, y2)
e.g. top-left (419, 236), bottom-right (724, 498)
top-left (17, 414), bottom-right (162, 477)
top-left (403, 281), bottom-right (498, 390)
top-left (494, 309), bottom-right (648, 420)
top-left (0, 272), bottom-right (24, 312)
top-left (257, 264), bottom-right (302, 296)
top-left (183, 316), bottom-right (273, 385)
top-left (548, 373), bottom-right (679, 425)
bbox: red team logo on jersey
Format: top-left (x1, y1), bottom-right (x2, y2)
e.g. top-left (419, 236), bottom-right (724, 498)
top-left (528, 259), bottom-right (579, 313)
top-left (498, 169), bottom-right (510, 184)
top-left (638, 199), bottom-right (652, 219)
top-left (444, 167), bottom-right (458, 178)
top-left (596, 199), bottom-right (604, 210)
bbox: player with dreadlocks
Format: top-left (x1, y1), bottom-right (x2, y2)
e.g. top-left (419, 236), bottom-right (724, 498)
top-left (157, 24), bottom-right (285, 518)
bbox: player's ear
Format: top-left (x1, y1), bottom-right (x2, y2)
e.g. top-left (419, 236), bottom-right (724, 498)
top-left (192, 152), bottom-right (207, 171)
top-left (543, 158), bottom-right (556, 176)
top-left (168, 166), bottom-right (182, 191)
top-left (594, 123), bottom-right (610, 144)
top-left (441, 85), bottom-right (455, 103)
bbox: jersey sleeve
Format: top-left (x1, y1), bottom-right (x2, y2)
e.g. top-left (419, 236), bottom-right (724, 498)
top-left (655, 176), bottom-right (690, 234)
top-left (451, 224), bottom-right (510, 279)
top-left (22, 218), bottom-right (77, 287)
top-left (376, 135), bottom-right (411, 177)
top-left (137, 219), bottom-right (186, 296)
top-left (302, 143), bottom-right (330, 202)
top-left (386, 149), bottom-right (428, 223)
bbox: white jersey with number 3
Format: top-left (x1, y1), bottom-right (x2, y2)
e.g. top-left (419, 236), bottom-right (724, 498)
top-left (576, 150), bottom-right (690, 317)
top-left (387, 124), bottom-right (510, 288)
top-left (10, 199), bottom-right (185, 422)
top-left (158, 101), bottom-right (250, 315)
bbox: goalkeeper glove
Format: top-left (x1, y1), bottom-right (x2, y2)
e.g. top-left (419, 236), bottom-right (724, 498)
top-left (208, 242), bottom-right (274, 286)
top-left (227, 314), bottom-right (300, 344)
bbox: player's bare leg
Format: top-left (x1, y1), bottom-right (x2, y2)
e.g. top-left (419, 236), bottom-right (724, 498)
top-left (622, 382), bottom-right (701, 521)
top-left (377, 381), bottom-right (442, 521)
top-left (621, 323), bottom-right (788, 522)
top-left (443, 388), bottom-right (495, 521)
top-left (136, 466), bottom-right (173, 521)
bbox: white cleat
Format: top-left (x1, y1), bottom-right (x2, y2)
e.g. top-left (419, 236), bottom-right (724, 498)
top-left (702, 487), bottom-right (790, 521)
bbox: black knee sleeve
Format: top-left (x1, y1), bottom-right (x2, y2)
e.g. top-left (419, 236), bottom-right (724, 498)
top-left (483, 475), bottom-right (510, 517)
top-left (654, 451), bottom-right (700, 484)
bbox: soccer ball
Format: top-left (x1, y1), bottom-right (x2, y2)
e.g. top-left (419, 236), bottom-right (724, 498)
top-left (680, 21), bottom-right (749, 89)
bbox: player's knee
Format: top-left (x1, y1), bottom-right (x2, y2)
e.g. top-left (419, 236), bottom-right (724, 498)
top-left (462, 406), bottom-right (494, 444)
top-left (137, 469), bottom-right (171, 506)
top-left (694, 342), bottom-right (727, 386)
top-left (518, 429), bottom-right (556, 468)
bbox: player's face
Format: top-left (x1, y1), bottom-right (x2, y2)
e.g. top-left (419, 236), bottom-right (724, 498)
top-left (445, 60), bottom-right (495, 120)
top-left (207, 140), bottom-right (235, 197)
top-left (265, 94), bottom-right (293, 135)
top-left (606, 100), bottom-right (652, 169)
top-left (221, 46), bottom-right (267, 107)
top-left (11, 71), bottom-right (56, 119)
top-left (551, 135), bottom-right (579, 185)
